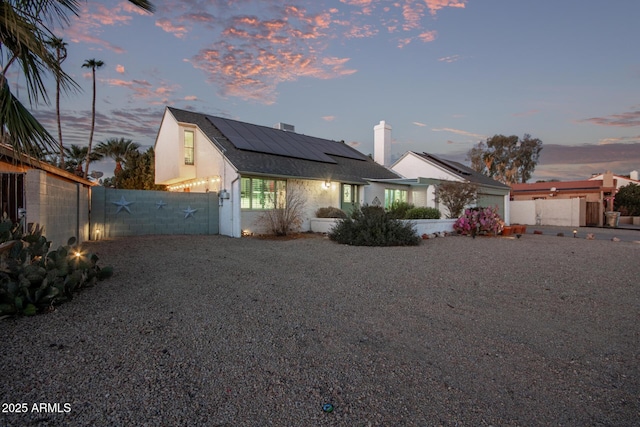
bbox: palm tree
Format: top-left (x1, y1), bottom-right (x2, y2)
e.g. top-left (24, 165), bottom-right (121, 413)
top-left (64, 144), bottom-right (102, 177)
top-left (46, 37), bottom-right (68, 167)
top-left (81, 58), bottom-right (104, 179)
top-left (0, 1), bottom-right (155, 159)
top-left (0, 2), bottom-right (77, 158)
top-left (94, 138), bottom-right (140, 176)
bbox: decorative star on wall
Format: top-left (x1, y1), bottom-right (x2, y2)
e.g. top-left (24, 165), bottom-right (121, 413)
top-left (183, 206), bottom-right (198, 218)
top-left (112, 196), bottom-right (133, 213)
top-left (156, 200), bottom-right (167, 209)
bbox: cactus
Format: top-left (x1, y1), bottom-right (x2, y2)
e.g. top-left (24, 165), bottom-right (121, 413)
top-left (0, 219), bottom-right (113, 317)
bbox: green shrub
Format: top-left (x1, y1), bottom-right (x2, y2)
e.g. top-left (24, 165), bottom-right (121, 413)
top-left (315, 206), bottom-right (347, 218)
top-left (329, 205), bottom-right (420, 246)
top-left (386, 201), bottom-right (415, 219)
top-left (404, 207), bottom-right (441, 219)
top-left (0, 221), bottom-right (113, 317)
top-left (614, 183), bottom-right (640, 216)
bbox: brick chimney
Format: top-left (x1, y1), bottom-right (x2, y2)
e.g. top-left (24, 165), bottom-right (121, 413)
top-left (374, 120), bottom-right (391, 167)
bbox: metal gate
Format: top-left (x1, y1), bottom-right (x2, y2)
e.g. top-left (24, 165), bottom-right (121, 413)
top-left (0, 173), bottom-right (25, 223)
top-left (586, 202), bottom-right (600, 226)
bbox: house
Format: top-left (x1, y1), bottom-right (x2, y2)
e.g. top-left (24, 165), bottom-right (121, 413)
top-left (588, 170), bottom-right (639, 190)
top-left (510, 172), bottom-right (617, 226)
top-left (154, 107), bottom-right (404, 237)
top-left (375, 121), bottom-right (511, 221)
top-left (0, 144), bottom-right (94, 247)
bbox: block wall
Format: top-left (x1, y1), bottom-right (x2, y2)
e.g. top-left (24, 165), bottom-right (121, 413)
top-left (91, 187), bottom-right (219, 239)
top-left (25, 170), bottom-right (90, 248)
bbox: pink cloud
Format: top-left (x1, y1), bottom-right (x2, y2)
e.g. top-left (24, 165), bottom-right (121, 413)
top-left (116, 64), bottom-right (125, 74)
top-left (322, 116), bottom-right (336, 122)
top-left (424, 0), bottom-right (468, 16)
top-left (581, 110), bottom-right (640, 127)
top-left (418, 30), bottom-right (437, 42)
top-left (177, 1), bottom-right (465, 103)
top-left (432, 127), bottom-right (486, 139)
top-left (102, 78), bottom-right (179, 104)
top-left (63, 2), bottom-right (149, 53)
top-left (438, 55), bottom-right (461, 63)
top-left (156, 18), bottom-right (188, 38)
top-left (188, 5), bottom-right (357, 104)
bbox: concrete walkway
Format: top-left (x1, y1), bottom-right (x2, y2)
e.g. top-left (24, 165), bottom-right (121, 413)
top-left (522, 224), bottom-right (640, 242)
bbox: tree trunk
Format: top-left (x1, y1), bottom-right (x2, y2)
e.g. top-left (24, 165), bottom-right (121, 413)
top-left (84, 67), bottom-right (96, 179)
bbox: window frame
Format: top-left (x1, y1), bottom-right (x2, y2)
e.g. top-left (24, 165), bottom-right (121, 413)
top-left (384, 188), bottom-right (408, 209)
top-left (240, 177), bottom-right (287, 210)
top-left (184, 129), bottom-right (195, 165)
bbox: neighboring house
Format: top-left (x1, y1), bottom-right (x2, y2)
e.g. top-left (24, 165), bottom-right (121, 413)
top-left (375, 120), bottom-right (511, 221)
top-left (510, 172), bottom-right (617, 226)
top-left (588, 170), bottom-right (639, 190)
top-left (154, 107), bottom-right (403, 237)
top-left (0, 144), bottom-right (94, 247)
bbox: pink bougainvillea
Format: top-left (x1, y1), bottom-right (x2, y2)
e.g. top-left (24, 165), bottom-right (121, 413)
top-left (453, 206), bottom-right (503, 236)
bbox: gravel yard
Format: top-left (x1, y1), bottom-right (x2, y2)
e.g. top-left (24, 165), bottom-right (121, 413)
top-left (1, 233), bottom-right (639, 426)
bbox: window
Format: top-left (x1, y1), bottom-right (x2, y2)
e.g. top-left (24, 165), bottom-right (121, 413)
top-left (384, 188), bottom-right (408, 209)
top-left (184, 130), bottom-right (194, 165)
top-left (241, 177), bottom-right (286, 210)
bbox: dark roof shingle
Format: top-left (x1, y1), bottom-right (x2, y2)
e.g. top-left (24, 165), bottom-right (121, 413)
top-left (415, 152), bottom-right (510, 189)
top-left (168, 107), bottom-right (399, 183)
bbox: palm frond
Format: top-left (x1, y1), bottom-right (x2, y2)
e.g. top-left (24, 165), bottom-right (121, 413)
top-left (0, 77), bottom-right (56, 158)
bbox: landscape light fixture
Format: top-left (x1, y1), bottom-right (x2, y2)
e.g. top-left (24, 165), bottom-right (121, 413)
top-left (573, 229), bottom-right (577, 238)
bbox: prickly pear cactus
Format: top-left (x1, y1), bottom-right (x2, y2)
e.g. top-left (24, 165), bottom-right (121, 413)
top-left (0, 222), bottom-right (113, 317)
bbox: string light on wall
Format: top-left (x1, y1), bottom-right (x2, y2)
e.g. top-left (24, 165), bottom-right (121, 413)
top-left (168, 176), bottom-right (221, 192)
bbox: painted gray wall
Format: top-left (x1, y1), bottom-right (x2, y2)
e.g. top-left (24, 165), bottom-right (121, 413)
top-left (91, 187), bottom-right (219, 240)
top-left (25, 170), bottom-right (90, 248)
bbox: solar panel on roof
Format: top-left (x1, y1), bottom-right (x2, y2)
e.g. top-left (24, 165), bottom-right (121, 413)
top-left (206, 115), bottom-right (367, 163)
top-left (425, 153), bottom-right (471, 175)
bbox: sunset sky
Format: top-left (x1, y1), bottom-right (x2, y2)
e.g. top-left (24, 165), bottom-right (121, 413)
top-left (23, 0), bottom-right (640, 181)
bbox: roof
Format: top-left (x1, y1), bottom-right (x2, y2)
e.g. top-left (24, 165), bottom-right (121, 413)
top-left (167, 107), bottom-right (400, 184)
top-left (413, 152), bottom-right (510, 189)
top-left (0, 144), bottom-right (95, 186)
top-left (511, 180), bottom-right (616, 193)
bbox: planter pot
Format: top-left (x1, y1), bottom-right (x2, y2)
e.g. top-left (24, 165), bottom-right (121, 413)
top-left (605, 211), bottom-right (620, 227)
top-left (501, 226), bottom-right (513, 236)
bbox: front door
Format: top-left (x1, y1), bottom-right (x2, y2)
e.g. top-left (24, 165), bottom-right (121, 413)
top-left (341, 184), bottom-right (359, 215)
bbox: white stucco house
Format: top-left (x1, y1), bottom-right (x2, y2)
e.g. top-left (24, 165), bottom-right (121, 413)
top-left (154, 107), bottom-right (407, 237)
top-left (372, 121), bottom-right (511, 221)
top-left (588, 170), bottom-right (639, 190)
top-left (154, 108), bottom-right (511, 237)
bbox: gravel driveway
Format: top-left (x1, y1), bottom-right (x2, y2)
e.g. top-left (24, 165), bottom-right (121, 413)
top-left (2, 233), bottom-right (639, 426)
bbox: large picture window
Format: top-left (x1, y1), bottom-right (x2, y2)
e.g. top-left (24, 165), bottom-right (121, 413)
top-left (384, 188), bottom-right (408, 209)
top-left (241, 177), bottom-right (286, 210)
top-left (184, 130), bottom-right (194, 165)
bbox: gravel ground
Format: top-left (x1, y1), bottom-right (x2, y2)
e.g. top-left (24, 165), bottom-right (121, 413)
top-left (1, 233), bottom-right (639, 426)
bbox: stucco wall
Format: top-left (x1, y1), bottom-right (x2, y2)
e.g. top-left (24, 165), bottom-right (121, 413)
top-left (91, 187), bottom-right (218, 239)
top-left (392, 153), bottom-right (462, 181)
top-left (310, 218), bottom-right (456, 235)
top-left (24, 169), bottom-right (91, 248)
top-left (510, 198), bottom-right (585, 227)
top-left (241, 178), bottom-right (338, 235)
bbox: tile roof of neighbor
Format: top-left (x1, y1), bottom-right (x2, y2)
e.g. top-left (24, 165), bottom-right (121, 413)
top-left (414, 152), bottom-right (510, 189)
top-left (511, 180), bottom-right (616, 192)
top-left (167, 107), bottom-right (400, 184)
